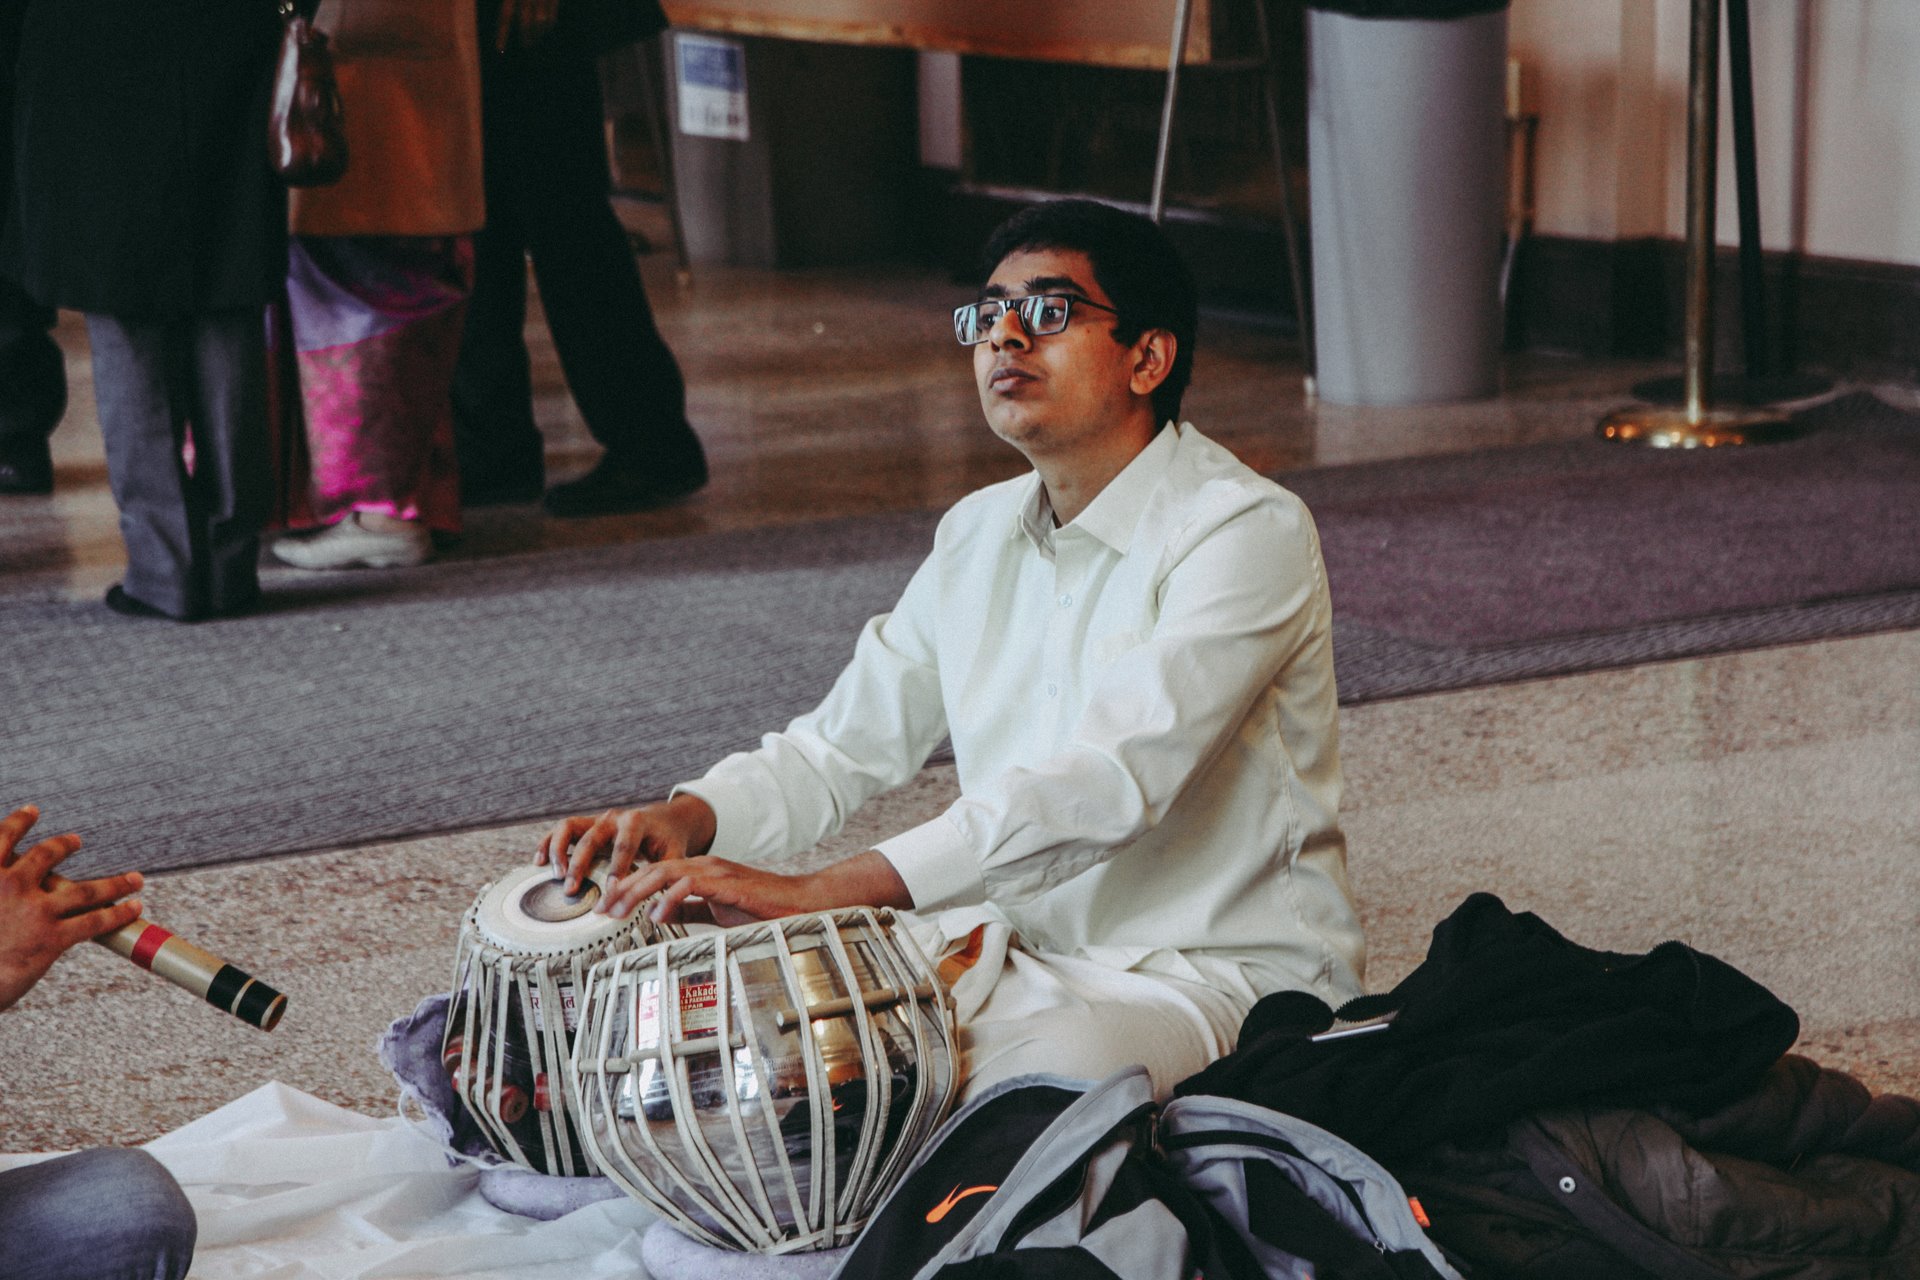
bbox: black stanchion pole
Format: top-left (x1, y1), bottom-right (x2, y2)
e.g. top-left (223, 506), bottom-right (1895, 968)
top-left (1624, 0), bottom-right (1830, 413)
top-left (1726, 0), bottom-right (1768, 378)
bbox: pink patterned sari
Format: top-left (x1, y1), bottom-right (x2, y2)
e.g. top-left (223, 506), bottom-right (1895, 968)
top-left (276, 235), bottom-right (473, 532)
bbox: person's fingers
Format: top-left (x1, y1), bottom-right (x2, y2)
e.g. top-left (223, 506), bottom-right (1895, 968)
top-left (0, 806), bottom-right (47, 869)
top-left (47, 868), bottom-right (140, 915)
top-left (494, 0), bottom-right (516, 52)
top-left (534, 820), bottom-right (562, 866)
top-left (96, 897), bottom-right (145, 936)
top-left (61, 897), bottom-right (144, 949)
top-left (536, 815), bottom-right (590, 867)
top-left (18, 833), bottom-right (81, 884)
top-left (610, 810), bottom-right (650, 880)
top-left (599, 859), bottom-right (673, 919)
top-left (556, 809), bottom-right (606, 890)
top-left (568, 809), bottom-right (629, 890)
top-left (0, 805), bottom-right (38, 865)
top-left (649, 872), bottom-right (704, 923)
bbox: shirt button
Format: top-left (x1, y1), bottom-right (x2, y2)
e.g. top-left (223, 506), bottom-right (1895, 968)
top-left (1046, 682), bottom-right (1058, 697)
top-left (1058, 593), bottom-right (1073, 608)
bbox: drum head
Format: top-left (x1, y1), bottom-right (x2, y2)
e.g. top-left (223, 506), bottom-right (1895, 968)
top-left (474, 863), bottom-right (633, 956)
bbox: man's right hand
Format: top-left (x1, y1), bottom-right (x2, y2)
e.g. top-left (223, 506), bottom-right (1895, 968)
top-left (1, 805), bottom-right (145, 1012)
top-left (536, 793), bottom-right (719, 895)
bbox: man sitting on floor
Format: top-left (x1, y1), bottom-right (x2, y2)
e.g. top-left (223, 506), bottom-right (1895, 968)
top-left (0, 804), bottom-right (197, 1280)
top-left (540, 199), bottom-right (1365, 1098)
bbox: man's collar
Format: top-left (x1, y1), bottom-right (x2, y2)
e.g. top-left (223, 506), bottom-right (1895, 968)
top-left (1056, 422), bottom-right (1181, 554)
top-left (1011, 423), bottom-right (1181, 556)
top-left (1015, 478), bottom-right (1056, 554)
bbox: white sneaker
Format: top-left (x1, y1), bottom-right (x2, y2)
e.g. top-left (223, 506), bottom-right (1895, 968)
top-left (272, 513), bottom-right (432, 570)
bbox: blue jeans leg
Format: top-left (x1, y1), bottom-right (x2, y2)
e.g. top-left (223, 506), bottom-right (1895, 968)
top-left (0, 1148), bottom-right (196, 1280)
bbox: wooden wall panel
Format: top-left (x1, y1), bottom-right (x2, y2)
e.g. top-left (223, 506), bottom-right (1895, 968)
top-left (662, 0), bottom-right (1214, 68)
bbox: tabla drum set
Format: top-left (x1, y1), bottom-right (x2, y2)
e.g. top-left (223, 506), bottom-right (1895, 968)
top-left (444, 864), bottom-right (960, 1252)
top-left (443, 863), bottom-right (681, 1176)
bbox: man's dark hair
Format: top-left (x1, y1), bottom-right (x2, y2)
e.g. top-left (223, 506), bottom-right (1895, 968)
top-left (980, 198), bottom-right (1198, 425)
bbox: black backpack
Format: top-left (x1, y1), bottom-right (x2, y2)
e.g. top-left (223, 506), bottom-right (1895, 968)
top-left (831, 1067), bottom-right (1460, 1280)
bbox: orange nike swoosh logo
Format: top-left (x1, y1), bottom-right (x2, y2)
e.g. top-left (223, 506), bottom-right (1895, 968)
top-left (925, 1183), bottom-right (998, 1224)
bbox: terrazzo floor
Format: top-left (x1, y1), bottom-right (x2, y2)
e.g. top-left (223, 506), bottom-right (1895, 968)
top-left (2, 239), bottom-right (1915, 1151)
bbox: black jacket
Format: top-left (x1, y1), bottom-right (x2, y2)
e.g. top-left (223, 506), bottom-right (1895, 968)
top-left (1178, 893), bottom-right (1802, 1160)
top-left (1399, 1056), bottom-right (1920, 1279)
top-left (4, 0), bottom-right (286, 318)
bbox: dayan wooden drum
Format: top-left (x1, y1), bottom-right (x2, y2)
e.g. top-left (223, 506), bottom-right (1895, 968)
top-left (444, 863), bottom-right (681, 1176)
top-left (570, 907), bottom-right (961, 1252)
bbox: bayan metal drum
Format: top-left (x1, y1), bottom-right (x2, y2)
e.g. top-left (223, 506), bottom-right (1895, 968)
top-left (444, 862), bottom-right (681, 1175)
top-left (571, 907), bottom-right (960, 1252)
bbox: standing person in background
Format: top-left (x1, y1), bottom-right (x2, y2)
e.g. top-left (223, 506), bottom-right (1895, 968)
top-left (452, 0), bottom-right (708, 517)
top-left (0, 0), bottom-right (64, 497)
top-left (270, 0), bottom-right (485, 571)
top-left (2, 0), bottom-right (284, 621)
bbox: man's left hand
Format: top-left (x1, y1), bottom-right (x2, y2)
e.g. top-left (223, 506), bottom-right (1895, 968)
top-left (598, 849), bottom-right (914, 926)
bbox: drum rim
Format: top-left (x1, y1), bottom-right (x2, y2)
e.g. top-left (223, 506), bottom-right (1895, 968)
top-left (467, 862), bottom-right (659, 959)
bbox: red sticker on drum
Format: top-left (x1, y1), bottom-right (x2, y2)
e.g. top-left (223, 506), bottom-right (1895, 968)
top-left (679, 979), bottom-right (720, 1038)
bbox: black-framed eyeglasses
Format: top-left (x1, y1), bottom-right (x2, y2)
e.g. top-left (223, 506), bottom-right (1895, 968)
top-left (952, 293), bottom-right (1120, 346)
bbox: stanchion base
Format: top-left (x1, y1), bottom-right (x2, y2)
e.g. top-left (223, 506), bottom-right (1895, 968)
top-left (1597, 405), bottom-right (1798, 448)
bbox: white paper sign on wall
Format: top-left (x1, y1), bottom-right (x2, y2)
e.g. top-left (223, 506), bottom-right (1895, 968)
top-left (675, 33), bottom-right (750, 142)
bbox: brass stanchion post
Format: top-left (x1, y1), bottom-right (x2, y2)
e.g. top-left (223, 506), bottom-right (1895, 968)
top-left (1598, 0), bottom-right (1792, 447)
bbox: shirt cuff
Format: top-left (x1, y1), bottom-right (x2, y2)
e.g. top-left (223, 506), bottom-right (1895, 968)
top-left (670, 774), bottom-right (755, 858)
top-left (876, 812), bottom-right (986, 912)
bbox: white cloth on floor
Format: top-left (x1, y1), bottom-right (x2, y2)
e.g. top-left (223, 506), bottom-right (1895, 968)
top-left (2, 1082), bottom-right (660, 1280)
top-left (640, 1220), bottom-right (845, 1280)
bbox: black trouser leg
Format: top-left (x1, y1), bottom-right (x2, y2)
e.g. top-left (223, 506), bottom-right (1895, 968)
top-left (451, 162), bottom-right (546, 490)
top-left (0, 275), bottom-right (65, 461)
top-left (189, 311), bottom-right (270, 612)
top-left (458, 44), bottom-right (703, 482)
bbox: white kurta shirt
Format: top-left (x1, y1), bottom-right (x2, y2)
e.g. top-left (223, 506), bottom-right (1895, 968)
top-left (680, 423), bottom-right (1366, 1006)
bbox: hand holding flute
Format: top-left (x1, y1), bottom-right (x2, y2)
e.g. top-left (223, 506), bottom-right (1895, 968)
top-left (2, 804), bottom-right (287, 1029)
top-left (0, 804), bottom-right (143, 1012)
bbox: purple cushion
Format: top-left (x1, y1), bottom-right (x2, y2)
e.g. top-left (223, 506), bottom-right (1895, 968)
top-left (378, 991), bottom-right (623, 1221)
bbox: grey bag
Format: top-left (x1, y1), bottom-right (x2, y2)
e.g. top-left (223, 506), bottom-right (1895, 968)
top-left (832, 1066), bottom-right (1463, 1279)
top-left (1161, 1094), bottom-right (1464, 1278)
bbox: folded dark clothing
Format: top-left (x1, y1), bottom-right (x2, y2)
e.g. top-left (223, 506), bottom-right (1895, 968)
top-left (1655, 1052), bottom-right (1920, 1174)
top-left (1177, 892), bottom-right (1800, 1159)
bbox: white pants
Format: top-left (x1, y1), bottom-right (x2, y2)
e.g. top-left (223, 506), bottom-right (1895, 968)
top-left (913, 914), bottom-right (1256, 1104)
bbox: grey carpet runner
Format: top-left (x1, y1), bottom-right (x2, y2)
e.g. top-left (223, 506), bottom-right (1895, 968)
top-left (5, 392), bottom-right (1916, 876)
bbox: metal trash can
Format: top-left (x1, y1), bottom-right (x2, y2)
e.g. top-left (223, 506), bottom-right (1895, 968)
top-left (1307, 0), bottom-right (1509, 405)
top-left (667, 32), bottom-right (917, 268)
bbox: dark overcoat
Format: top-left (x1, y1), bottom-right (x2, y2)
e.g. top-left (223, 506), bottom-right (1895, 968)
top-left (1, 2), bottom-right (24, 220)
top-left (4, 0), bottom-right (286, 318)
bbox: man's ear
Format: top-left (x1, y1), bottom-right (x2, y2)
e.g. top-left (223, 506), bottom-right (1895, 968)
top-left (1128, 329), bottom-right (1177, 399)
